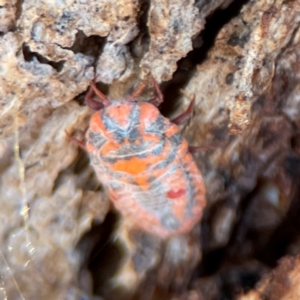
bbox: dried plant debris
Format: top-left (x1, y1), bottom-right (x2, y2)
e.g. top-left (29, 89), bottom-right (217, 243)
top-left (238, 255), bottom-right (300, 300)
top-left (182, 0), bottom-right (300, 134)
top-left (0, 0), bottom-right (300, 299)
top-left (18, 0), bottom-right (140, 85)
top-left (140, 0), bottom-right (203, 81)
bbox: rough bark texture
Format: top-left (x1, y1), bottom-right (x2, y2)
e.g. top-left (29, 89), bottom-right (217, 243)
top-left (0, 0), bottom-right (300, 299)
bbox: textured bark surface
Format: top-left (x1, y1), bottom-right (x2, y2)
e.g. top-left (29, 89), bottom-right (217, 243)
top-left (0, 0), bottom-right (300, 299)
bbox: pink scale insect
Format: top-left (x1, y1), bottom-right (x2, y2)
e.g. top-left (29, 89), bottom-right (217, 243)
top-left (69, 75), bottom-right (206, 238)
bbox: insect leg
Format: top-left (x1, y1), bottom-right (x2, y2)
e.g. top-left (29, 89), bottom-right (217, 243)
top-left (65, 131), bottom-right (87, 151)
top-left (148, 74), bottom-right (164, 106)
top-left (85, 80), bottom-right (111, 110)
top-left (171, 96), bottom-right (195, 125)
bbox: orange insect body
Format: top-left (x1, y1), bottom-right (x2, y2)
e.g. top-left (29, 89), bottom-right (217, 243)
top-left (84, 79), bottom-right (206, 238)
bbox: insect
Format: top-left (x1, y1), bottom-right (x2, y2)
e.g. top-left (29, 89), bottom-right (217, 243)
top-left (70, 75), bottom-right (206, 238)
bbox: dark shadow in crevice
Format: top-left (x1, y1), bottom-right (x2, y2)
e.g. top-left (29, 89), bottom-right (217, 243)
top-left (67, 30), bottom-right (106, 58)
top-left (191, 0), bottom-right (250, 66)
top-left (159, 0), bottom-right (250, 117)
top-left (194, 154), bottom-right (300, 297)
top-left (255, 156), bottom-right (300, 266)
top-left (194, 176), bottom-right (264, 294)
top-left (197, 247), bottom-right (227, 277)
top-left (22, 31), bottom-right (104, 74)
top-left (63, 31), bottom-right (107, 106)
top-left (128, 0), bottom-right (151, 60)
top-left (76, 211), bottom-right (128, 299)
top-left (22, 43), bottom-right (66, 72)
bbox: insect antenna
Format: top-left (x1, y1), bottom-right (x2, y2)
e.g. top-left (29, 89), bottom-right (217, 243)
top-left (126, 81), bottom-right (146, 102)
top-left (148, 74), bottom-right (164, 106)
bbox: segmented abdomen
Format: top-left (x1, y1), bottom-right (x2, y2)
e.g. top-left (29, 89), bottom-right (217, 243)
top-left (86, 101), bottom-right (206, 237)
